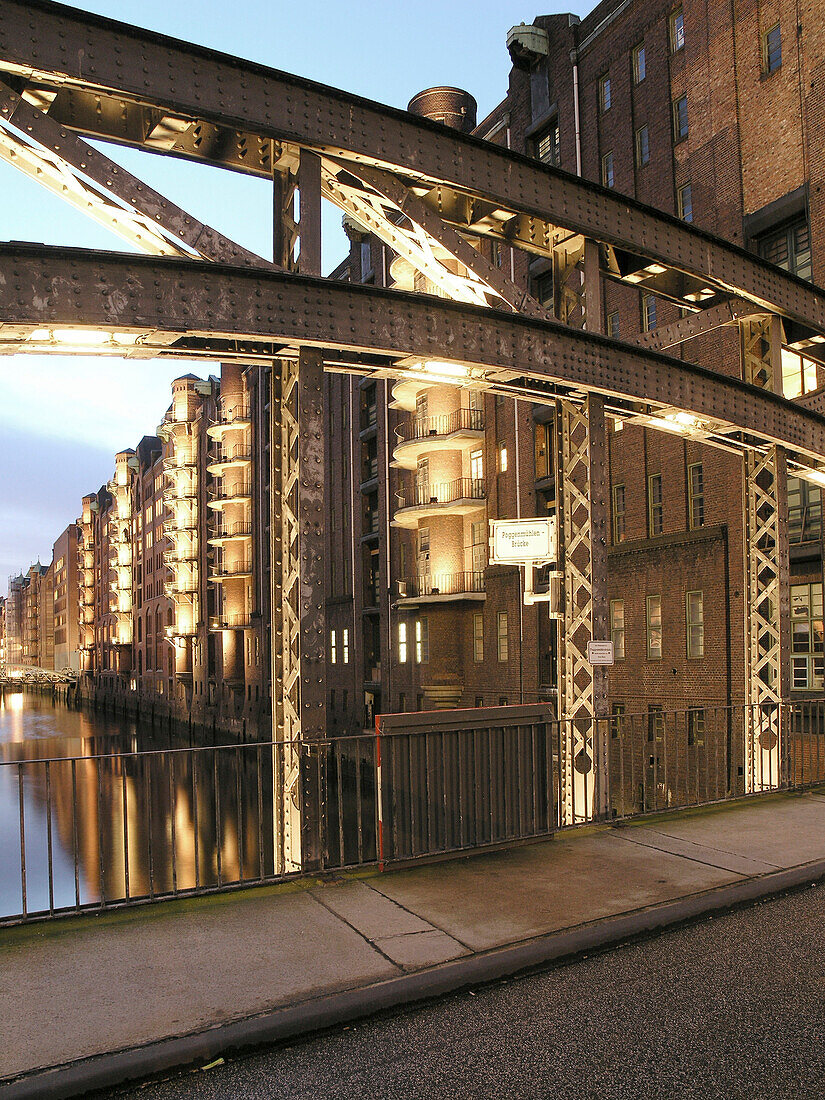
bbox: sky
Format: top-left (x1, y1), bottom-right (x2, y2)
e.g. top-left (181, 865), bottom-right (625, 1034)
top-left (0, 0), bottom-right (592, 582)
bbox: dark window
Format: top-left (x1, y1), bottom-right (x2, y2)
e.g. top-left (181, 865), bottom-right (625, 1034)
top-left (688, 463), bottom-right (704, 528)
top-left (608, 310), bottom-right (620, 338)
top-left (763, 23), bottom-right (781, 74)
top-left (788, 476), bottom-right (823, 544)
top-left (670, 8), bottom-right (685, 52)
top-left (611, 702), bottom-right (626, 739)
top-left (635, 125), bottom-right (650, 167)
top-left (602, 152), bottom-right (615, 188)
top-left (534, 122), bottom-right (560, 167)
top-left (678, 183), bottom-right (693, 223)
top-left (672, 95), bottom-right (688, 142)
top-left (633, 43), bottom-right (646, 83)
top-left (531, 269), bottom-right (554, 308)
top-left (600, 75), bottom-right (612, 112)
top-left (687, 708), bottom-right (705, 747)
top-left (649, 473), bottom-right (663, 535)
top-left (757, 217), bottom-right (812, 282)
top-left (613, 484), bottom-right (626, 543)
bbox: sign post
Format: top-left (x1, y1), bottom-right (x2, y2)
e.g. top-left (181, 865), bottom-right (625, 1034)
top-left (489, 518), bottom-right (561, 613)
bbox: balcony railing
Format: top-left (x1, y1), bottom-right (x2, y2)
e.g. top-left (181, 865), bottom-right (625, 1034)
top-left (211, 559), bottom-right (253, 578)
top-left (209, 613), bottom-right (254, 630)
top-left (396, 477), bottom-right (485, 510)
top-left (208, 480), bottom-right (252, 502)
top-left (395, 407), bottom-right (484, 445)
top-left (210, 520), bottom-right (254, 540)
top-left (397, 571), bottom-right (485, 598)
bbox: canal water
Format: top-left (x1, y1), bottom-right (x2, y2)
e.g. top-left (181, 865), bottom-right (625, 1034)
top-left (0, 692), bottom-right (277, 920)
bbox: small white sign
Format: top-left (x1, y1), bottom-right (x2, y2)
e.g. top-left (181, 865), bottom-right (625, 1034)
top-left (490, 518), bottom-right (557, 565)
top-left (587, 641), bottom-right (614, 666)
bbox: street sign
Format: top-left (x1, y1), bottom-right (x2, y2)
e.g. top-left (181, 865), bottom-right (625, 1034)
top-left (489, 517), bottom-right (557, 565)
top-left (587, 641), bottom-right (614, 666)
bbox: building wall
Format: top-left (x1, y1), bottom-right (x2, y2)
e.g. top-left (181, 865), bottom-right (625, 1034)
top-left (52, 524), bottom-right (79, 672)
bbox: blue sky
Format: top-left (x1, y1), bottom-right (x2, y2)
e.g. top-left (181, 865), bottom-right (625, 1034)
top-left (0, 0), bottom-right (592, 581)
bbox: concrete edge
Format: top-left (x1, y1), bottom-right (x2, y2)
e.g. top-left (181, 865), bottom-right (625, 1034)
top-left (4, 858), bottom-right (825, 1100)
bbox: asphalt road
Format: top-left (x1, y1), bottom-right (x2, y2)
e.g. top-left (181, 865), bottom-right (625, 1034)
top-left (113, 884), bottom-right (825, 1100)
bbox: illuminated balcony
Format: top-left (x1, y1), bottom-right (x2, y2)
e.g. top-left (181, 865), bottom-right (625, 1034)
top-left (207, 480), bottom-right (252, 510)
top-left (393, 477), bottom-right (486, 528)
top-left (210, 559), bottom-right (253, 581)
top-left (167, 623), bottom-right (198, 638)
top-left (396, 571), bottom-right (485, 604)
top-left (392, 408), bottom-right (485, 470)
top-left (208, 520), bottom-right (253, 545)
top-left (165, 579), bottom-right (199, 597)
top-left (207, 442), bottom-right (253, 476)
top-left (206, 404), bottom-right (252, 440)
top-left (165, 501), bottom-right (198, 532)
top-left (164, 544), bottom-right (197, 564)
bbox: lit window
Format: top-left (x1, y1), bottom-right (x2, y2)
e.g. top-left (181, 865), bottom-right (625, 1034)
top-left (686, 591), bottom-right (704, 657)
top-left (688, 463), bottom-right (704, 528)
top-left (647, 595), bottom-right (662, 659)
top-left (535, 421), bottom-right (552, 480)
top-left (497, 612), bottom-right (509, 662)
top-left (600, 74), bottom-right (612, 112)
top-left (677, 183), bottom-right (693, 223)
top-left (635, 124), bottom-right (650, 167)
top-left (415, 617), bottom-right (429, 663)
top-left (398, 621), bottom-right (408, 663)
top-left (330, 629), bottom-right (337, 665)
top-left (643, 294), bottom-right (657, 331)
top-left (763, 23), bottom-right (781, 74)
top-left (791, 583), bottom-right (824, 690)
top-left (611, 599), bottom-right (625, 659)
top-left (343, 628), bottom-right (350, 664)
top-left (473, 613), bottom-right (484, 663)
top-left (470, 448), bottom-right (484, 481)
top-left (672, 95), bottom-right (688, 142)
top-left (613, 484), bottom-right (626, 544)
top-left (611, 702), bottom-right (626, 739)
top-left (670, 7), bottom-right (685, 51)
top-left (648, 473), bottom-right (663, 535)
top-left (633, 43), bottom-right (646, 83)
top-left (535, 121), bottom-right (560, 167)
top-left (781, 349), bottom-right (818, 399)
top-left (608, 311), bottom-right (620, 339)
top-left (601, 151), bottom-right (615, 188)
top-left (648, 704), bottom-right (665, 741)
top-left (498, 443), bottom-right (508, 473)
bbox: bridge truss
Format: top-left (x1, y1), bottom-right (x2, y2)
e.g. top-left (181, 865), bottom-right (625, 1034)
top-left (1, 1), bottom-right (824, 857)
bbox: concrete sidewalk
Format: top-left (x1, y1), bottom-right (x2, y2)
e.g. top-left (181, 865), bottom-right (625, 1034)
top-left (2, 790), bottom-right (825, 1098)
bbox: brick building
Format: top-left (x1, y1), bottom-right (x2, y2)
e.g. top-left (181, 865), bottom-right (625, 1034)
top-left (323, 0), bottom-right (825, 741)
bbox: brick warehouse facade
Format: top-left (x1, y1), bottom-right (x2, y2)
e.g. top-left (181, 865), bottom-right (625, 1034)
top-left (322, 0), bottom-right (825, 752)
top-left (4, 0), bottom-right (823, 769)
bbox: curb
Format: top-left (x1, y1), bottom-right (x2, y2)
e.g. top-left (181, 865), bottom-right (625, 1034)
top-left (3, 859), bottom-right (825, 1099)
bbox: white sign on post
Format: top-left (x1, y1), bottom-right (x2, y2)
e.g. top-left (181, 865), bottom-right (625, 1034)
top-left (489, 517), bottom-right (557, 565)
top-left (587, 641), bottom-right (614, 666)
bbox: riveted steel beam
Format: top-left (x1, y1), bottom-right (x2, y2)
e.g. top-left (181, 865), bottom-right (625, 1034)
top-left (1, 0), bottom-right (824, 337)
top-left (2, 245), bottom-right (825, 469)
top-left (632, 298), bottom-right (765, 352)
top-left (0, 84), bottom-right (272, 268)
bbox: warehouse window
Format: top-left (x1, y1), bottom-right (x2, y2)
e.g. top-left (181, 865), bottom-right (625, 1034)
top-left (787, 477), bottom-right (822, 544)
top-left (534, 120), bottom-right (560, 167)
top-left (497, 612), bottom-right (509, 662)
top-left (611, 702), bottom-right (626, 739)
top-left (473, 613), bottom-right (484, 663)
top-left (782, 349), bottom-right (818, 399)
top-left (757, 217), bottom-right (812, 282)
top-left (608, 310), bottom-right (620, 338)
top-left (791, 584), bottom-right (824, 690)
top-left (670, 7), bottom-right (685, 52)
top-left (687, 708), bottom-right (705, 747)
top-left (330, 629), bottom-right (337, 665)
top-left (343, 628), bottom-right (350, 664)
top-left (611, 599), bottom-right (625, 660)
top-left (672, 94), bottom-right (688, 142)
top-left (762, 23), bottom-right (781, 74)
top-left (498, 443), bottom-right (508, 473)
top-left (647, 595), bottom-right (662, 659)
top-left (613, 483), bottom-right (626, 543)
top-left (648, 473), bottom-right (663, 535)
top-left (688, 463), bottom-right (705, 528)
top-left (686, 591), bottom-right (704, 658)
top-left (398, 621), bottom-right (408, 663)
top-left (678, 183), bottom-right (693, 223)
top-left (600, 74), bottom-right (612, 112)
top-left (633, 43), bottom-right (646, 83)
top-left (415, 617), bottom-right (429, 664)
top-left (643, 294), bottom-right (657, 331)
top-left (635, 124), bottom-right (650, 167)
top-left (601, 151), bottom-right (615, 188)
top-left (535, 421), bottom-right (552, 480)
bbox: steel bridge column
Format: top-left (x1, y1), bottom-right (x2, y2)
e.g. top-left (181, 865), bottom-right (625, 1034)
top-left (556, 238), bottom-right (610, 824)
top-left (271, 149), bottom-right (326, 872)
top-left (741, 316), bottom-right (789, 792)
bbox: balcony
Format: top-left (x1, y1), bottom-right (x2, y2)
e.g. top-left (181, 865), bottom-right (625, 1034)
top-left (207, 480), bottom-right (252, 510)
top-left (164, 544), bottom-right (197, 564)
top-left (165, 580), bottom-right (199, 597)
top-left (207, 442), bottom-right (253, 476)
top-left (210, 559), bottom-right (253, 581)
top-left (206, 403), bottom-right (252, 439)
top-left (393, 477), bottom-right (486, 527)
top-left (209, 612), bottom-right (254, 630)
top-left (392, 408), bottom-right (485, 470)
top-left (208, 520), bottom-right (254, 545)
top-left (396, 571), bottom-right (485, 604)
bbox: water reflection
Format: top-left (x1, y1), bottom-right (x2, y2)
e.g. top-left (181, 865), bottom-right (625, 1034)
top-left (0, 694), bottom-right (278, 919)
